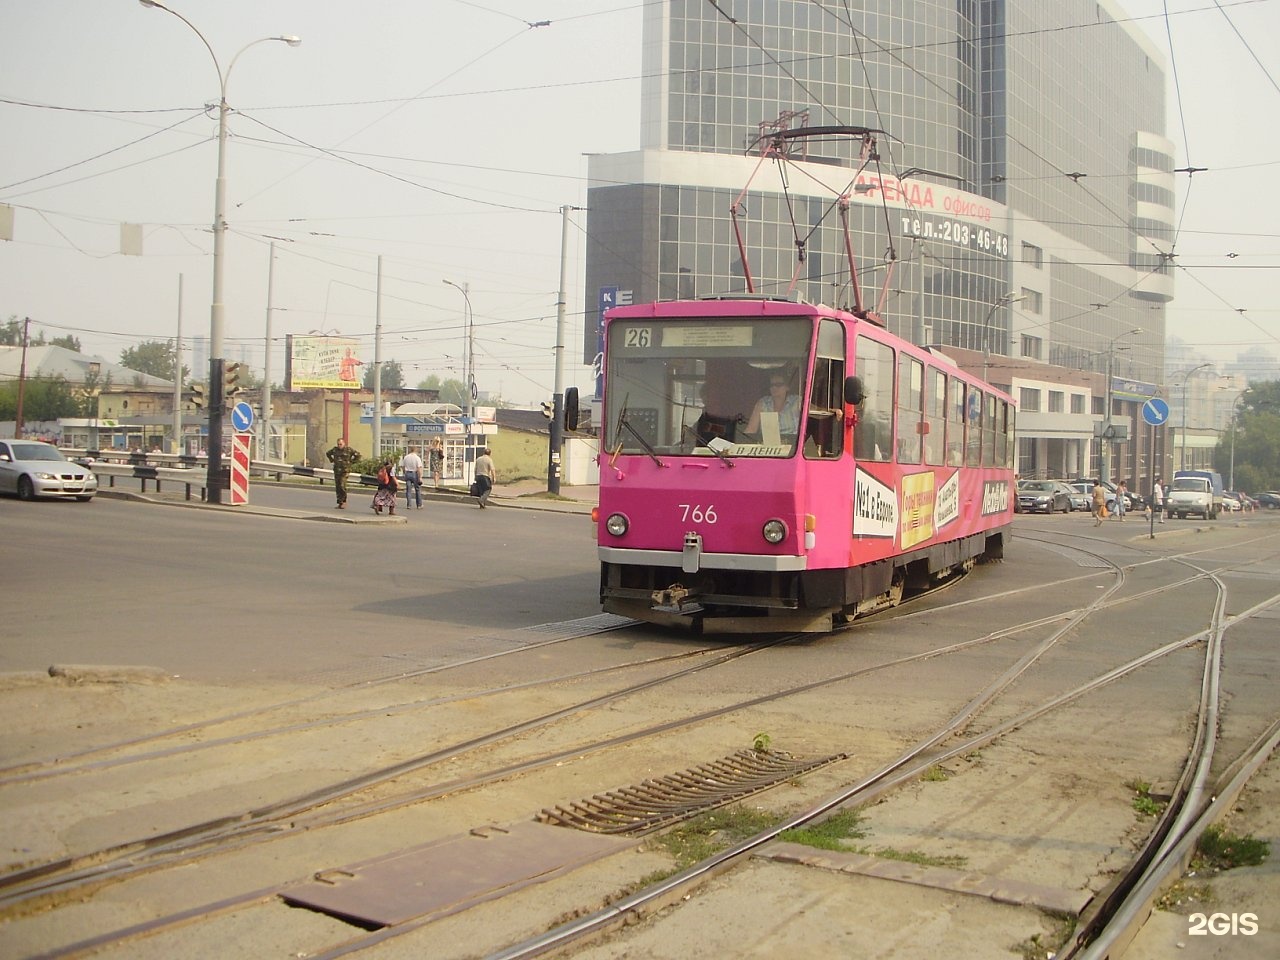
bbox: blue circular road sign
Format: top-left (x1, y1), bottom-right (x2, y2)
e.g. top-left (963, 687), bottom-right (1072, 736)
top-left (231, 401), bottom-right (255, 433)
top-left (1141, 397), bottom-right (1170, 426)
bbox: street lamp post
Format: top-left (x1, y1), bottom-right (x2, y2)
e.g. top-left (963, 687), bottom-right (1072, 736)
top-left (443, 280), bottom-right (474, 422)
top-left (1101, 327), bottom-right (1143, 483)
top-left (981, 292), bottom-right (1024, 383)
top-left (547, 204), bottom-right (580, 495)
top-left (140, 0), bottom-right (299, 502)
top-left (1227, 392), bottom-right (1244, 492)
top-left (1175, 362), bottom-right (1213, 472)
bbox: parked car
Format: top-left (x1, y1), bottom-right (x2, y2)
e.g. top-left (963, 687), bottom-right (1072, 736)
top-left (0, 439), bottom-right (98, 501)
top-left (1227, 491), bottom-right (1256, 511)
top-left (1062, 483), bottom-right (1092, 512)
top-left (1255, 491), bottom-right (1280, 510)
top-left (1017, 479), bottom-right (1072, 514)
top-left (1221, 493), bottom-right (1241, 512)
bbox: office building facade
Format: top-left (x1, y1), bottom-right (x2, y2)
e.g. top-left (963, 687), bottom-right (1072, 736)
top-left (584, 0), bottom-right (1175, 483)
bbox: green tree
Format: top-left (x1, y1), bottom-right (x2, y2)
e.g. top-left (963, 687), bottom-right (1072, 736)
top-left (119, 339), bottom-right (187, 381)
top-left (432, 376), bottom-right (468, 407)
top-left (50, 334), bottom-right (82, 352)
top-left (0, 376), bottom-right (82, 420)
top-left (363, 359), bottom-right (404, 390)
top-left (1, 317), bottom-right (46, 347)
top-left (1214, 382), bottom-right (1280, 492)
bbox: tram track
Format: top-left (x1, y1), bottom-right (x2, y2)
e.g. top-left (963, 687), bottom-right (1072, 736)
top-left (6, 534), bottom-right (1278, 959)
top-left (1, 555), bottom-right (1116, 951)
top-left (480, 537), bottom-right (1280, 959)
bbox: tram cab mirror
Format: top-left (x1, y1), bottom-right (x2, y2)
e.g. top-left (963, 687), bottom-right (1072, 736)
top-left (844, 375), bottom-right (866, 406)
top-left (563, 386), bottom-right (580, 432)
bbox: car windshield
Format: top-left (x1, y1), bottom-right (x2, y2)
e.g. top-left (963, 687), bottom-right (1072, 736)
top-left (1172, 477), bottom-right (1208, 491)
top-left (11, 443), bottom-right (66, 462)
top-left (1023, 482), bottom-right (1055, 492)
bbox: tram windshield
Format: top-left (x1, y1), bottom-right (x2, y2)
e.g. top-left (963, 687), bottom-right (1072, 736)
top-left (604, 316), bottom-right (813, 458)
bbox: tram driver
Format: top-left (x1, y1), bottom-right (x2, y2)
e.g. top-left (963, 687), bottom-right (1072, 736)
top-left (744, 369), bottom-right (801, 445)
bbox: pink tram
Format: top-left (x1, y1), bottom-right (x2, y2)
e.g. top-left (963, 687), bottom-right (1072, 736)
top-left (586, 295), bottom-right (1015, 633)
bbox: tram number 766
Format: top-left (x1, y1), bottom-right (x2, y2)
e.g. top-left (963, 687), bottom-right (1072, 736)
top-left (678, 504), bottom-right (719, 524)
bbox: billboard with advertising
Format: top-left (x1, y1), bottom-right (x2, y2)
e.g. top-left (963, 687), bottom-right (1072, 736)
top-left (285, 335), bottom-right (364, 391)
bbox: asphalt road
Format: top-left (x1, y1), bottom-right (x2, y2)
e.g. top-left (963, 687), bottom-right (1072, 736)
top-left (1, 487), bottom-right (602, 683)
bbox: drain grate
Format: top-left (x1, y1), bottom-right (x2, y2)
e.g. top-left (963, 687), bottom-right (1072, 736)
top-left (537, 749), bottom-right (846, 836)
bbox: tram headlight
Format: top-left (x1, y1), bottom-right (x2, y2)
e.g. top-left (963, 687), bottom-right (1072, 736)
top-left (762, 519), bottom-right (788, 544)
top-left (605, 512), bottom-right (629, 537)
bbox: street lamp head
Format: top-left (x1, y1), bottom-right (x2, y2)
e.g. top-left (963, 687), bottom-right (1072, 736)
top-left (278, 35), bottom-right (302, 47)
top-left (138, 0), bottom-right (163, 8)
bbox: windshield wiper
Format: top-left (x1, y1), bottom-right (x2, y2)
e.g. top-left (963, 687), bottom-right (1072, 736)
top-left (616, 399), bottom-right (665, 467)
top-left (681, 424), bottom-right (734, 467)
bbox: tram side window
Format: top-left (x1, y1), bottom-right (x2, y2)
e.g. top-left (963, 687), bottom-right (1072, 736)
top-left (854, 336), bottom-right (894, 462)
top-left (995, 399), bottom-right (1009, 465)
top-left (896, 355), bottom-right (924, 464)
top-left (947, 378), bottom-right (966, 466)
top-left (983, 394), bottom-right (998, 466)
top-left (926, 369), bottom-right (946, 465)
top-left (1005, 402), bottom-right (1017, 468)
top-left (966, 386), bottom-right (984, 467)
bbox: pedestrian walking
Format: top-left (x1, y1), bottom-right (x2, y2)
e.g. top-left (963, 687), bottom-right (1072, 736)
top-left (1114, 480), bottom-right (1128, 521)
top-left (1151, 476), bottom-right (1165, 523)
top-left (372, 458), bottom-right (398, 515)
top-left (399, 447), bottom-right (424, 509)
top-left (1092, 478), bottom-right (1108, 526)
top-left (473, 447), bottom-right (495, 509)
top-left (428, 437), bottom-right (444, 489)
top-left (325, 438), bottom-right (361, 509)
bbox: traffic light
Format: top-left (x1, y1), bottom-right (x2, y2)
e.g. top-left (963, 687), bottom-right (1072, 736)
top-left (224, 362), bottom-right (243, 397)
top-left (541, 399), bottom-right (553, 419)
top-left (191, 382), bottom-right (208, 409)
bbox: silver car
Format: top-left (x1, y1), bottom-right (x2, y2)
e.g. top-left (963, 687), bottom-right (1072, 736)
top-left (0, 440), bottom-right (98, 501)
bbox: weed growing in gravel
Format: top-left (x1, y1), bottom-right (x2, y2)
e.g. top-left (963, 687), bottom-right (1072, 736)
top-left (921, 764), bottom-right (950, 782)
top-left (648, 805), bottom-right (784, 870)
top-left (863, 846), bottom-right (968, 869)
top-left (1194, 824), bottom-right (1270, 870)
top-left (1013, 913), bottom-right (1075, 960)
top-left (779, 809), bottom-right (868, 850)
top-left (1127, 780), bottom-right (1164, 818)
top-left (1157, 878), bottom-right (1214, 911)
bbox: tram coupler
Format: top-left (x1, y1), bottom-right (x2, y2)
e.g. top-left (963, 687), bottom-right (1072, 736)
top-left (652, 583), bottom-right (692, 608)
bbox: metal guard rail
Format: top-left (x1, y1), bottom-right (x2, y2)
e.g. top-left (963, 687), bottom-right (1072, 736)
top-left (65, 449), bottom-right (380, 501)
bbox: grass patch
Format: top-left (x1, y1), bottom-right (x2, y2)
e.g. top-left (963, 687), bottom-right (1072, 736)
top-left (1157, 878), bottom-right (1214, 911)
top-left (779, 809), bottom-right (867, 851)
top-left (1127, 780), bottom-right (1164, 818)
top-left (778, 808), bottom-right (965, 868)
top-left (1013, 913), bottom-right (1075, 960)
top-left (921, 764), bottom-right (950, 782)
top-left (862, 846), bottom-right (968, 869)
top-left (647, 805), bottom-right (784, 870)
top-left (1194, 824), bottom-right (1270, 870)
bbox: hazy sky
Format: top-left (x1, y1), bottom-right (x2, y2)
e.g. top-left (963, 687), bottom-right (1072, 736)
top-left (2, 1), bottom-right (1277, 404)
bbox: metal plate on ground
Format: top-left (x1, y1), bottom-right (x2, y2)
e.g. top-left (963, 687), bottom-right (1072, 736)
top-left (279, 821), bottom-right (634, 927)
top-left (537, 749), bottom-right (847, 835)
